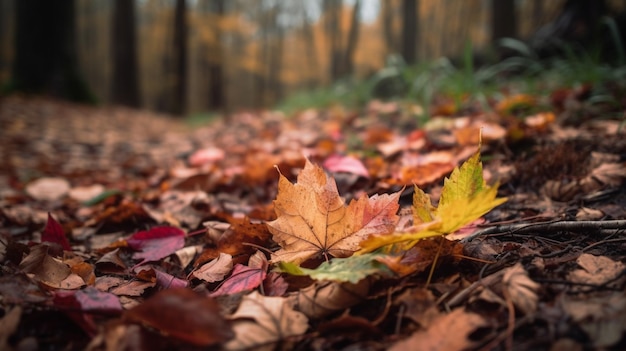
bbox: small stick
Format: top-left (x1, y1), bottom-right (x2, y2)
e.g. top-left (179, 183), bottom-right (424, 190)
top-left (463, 220), bottom-right (626, 242)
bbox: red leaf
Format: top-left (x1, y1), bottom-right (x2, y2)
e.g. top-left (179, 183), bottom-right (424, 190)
top-left (154, 268), bottom-right (188, 289)
top-left (54, 287), bottom-right (122, 335)
top-left (126, 226), bottom-right (185, 264)
top-left (124, 288), bottom-right (233, 346)
top-left (42, 213), bottom-right (71, 251)
top-left (211, 264), bottom-right (267, 297)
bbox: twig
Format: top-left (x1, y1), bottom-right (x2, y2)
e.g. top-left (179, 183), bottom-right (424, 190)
top-left (463, 220), bottom-right (626, 242)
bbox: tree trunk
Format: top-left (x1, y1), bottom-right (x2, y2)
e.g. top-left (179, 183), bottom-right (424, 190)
top-left (206, 0), bottom-right (225, 112)
top-left (171, 0), bottom-right (187, 115)
top-left (111, 0), bottom-right (141, 108)
top-left (492, 0), bottom-right (517, 43)
top-left (343, 0), bottom-right (361, 76)
top-left (401, 0), bottom-right (418, 64)
top-left (381, 1), bottom-right (397, 54)
top-left (12, 0), bottom-right (93, 102)
top-left (324, 0), bottom-right (343, 81)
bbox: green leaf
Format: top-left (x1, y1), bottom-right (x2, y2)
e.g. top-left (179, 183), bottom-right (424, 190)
top-left (275, 253), bottom-right (392, 283)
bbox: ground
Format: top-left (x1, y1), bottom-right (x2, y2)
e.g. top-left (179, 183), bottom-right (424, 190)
top-left (1, 93), bottom-right (626, 351)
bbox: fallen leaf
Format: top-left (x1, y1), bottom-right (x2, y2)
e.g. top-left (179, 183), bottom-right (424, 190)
top-left (124, 288), bottom-right (233, 346)
top-left (42, 213), bottom-right (72, 251)
top-left (390, 308), bottom-right (488, 351)
top-left (0, 306), bottom-right (21, 351)
top-left (568, 254), bottom-right (625, 286)
top-left (268, 158), bottom-right (400, 264)
top-left (277, 252), bottom-right (392, 283)
top-left (25, 177), bottom-right (70, 202)
top-left (502, 263), bottom-right (540, 316)
top-left (226, 291), bottom-right (308, 351)
top-left (19, 244), bottom-right (72, 289)
top-left (359, 146), bottom-right (506, 253)
top-left (192, 252), bottom-right (233, 282)
top-left (290, 279), bottom-right (371, 319)
top-left (323, 154), bottom-right (370, 178)
top-left (210, 263), bottom-right (266, 297)
top-left (561, 292), bottom-right (626, 348)
top-left (126, 226), bottom-right (186, 265)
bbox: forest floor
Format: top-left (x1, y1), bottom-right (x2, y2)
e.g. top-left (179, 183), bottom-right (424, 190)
top-left (1, 92), bottom-right (626, 351)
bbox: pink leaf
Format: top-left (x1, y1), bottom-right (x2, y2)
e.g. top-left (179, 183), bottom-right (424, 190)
top-left (210, 264), bottom-right (267, 297)
top-left (42, 213), bottom-right (71, 251)
top-left (127, 226), bottom-right (185, 264)
top-left (154, 269), bottom-right (188, 289)
top-left (323, 154), bottom-right (370, 178)
top-left (54, 287), bottom-right (122, 335)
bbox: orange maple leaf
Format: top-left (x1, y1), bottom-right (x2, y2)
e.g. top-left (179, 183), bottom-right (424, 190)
top-left (268, 159), bottom-right (400, 264)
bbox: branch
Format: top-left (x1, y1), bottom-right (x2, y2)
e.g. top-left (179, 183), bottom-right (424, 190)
top-left (463, 220), bottom-right (626, 242)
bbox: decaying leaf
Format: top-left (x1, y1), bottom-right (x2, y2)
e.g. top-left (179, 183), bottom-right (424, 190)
top-left (561, 292), bottom-right (626, 348)
top-left (226, 291), bottom-right (309, 351)
top-left (192, 252), bottom-right (233, 282)
top-left (568, 253), bottom-right (625, 286)
top-left (290, 279), bottom-right (371, 319)
top-left (502, 263), bottom-right (540, 316)
top-left (126, 226), bottom-right (186, 265)
top-left (390, 308), bottom-right (488, 351)
top-left (124, 288), bottom-right (233, 347)
top-left (268, 158), bottom-right (400, 264)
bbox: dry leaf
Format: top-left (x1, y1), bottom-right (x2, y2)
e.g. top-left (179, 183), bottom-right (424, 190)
top-left (561, 293), bottom-right (626, 348)
top-left (502, 263), bottom-right (539, 316)
top-left (268, 158), bottom-right (400, 264)
top-left (124, 288), bottom-right (233, 346)
top-left (191, 252), bottom-right (233, 282)
top-left (390, 308), bottom-right (488, 351)
top-left (25, 177), bottom-right (70, 202)
top-left (226, 291), bottom-right (309, 351)
top-left (290, 279), bottom-right (371, 319)
top-left (568, 254), bottom-right (625, 286)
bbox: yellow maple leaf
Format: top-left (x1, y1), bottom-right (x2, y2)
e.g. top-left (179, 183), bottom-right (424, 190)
top-left (358, 147), bottom-right (506, 253)
top-left (268, 159), bottom-right (401, 264)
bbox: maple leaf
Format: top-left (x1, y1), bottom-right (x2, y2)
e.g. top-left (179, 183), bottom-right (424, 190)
top-left (359, 147), bottom-right (507, 253)
top-left (268, 158), bottom-right (400, 264)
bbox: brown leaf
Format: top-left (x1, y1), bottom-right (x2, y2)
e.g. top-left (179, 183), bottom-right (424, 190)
top-left (19, 244), bottom-right (72, 289)
top-left (226, 291), bottom-right (308, 351)
top-left (502, 263), bottom-right (540, 316)
top-left (192, 252), bottom-right (233, 282)
top-left (568, 254), bottom-right (625, 286)
top-left (390, 308), bottom-right (488, 351)
top-left (124, 288), bottom-right (233, 346)
top-left (268, 158), bottom-right (400, 264)
top-left (290, 279), bottom-right (371, 319)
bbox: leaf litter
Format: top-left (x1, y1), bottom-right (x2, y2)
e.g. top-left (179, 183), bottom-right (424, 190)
top-left (1, 94), bottom-right (626, 350)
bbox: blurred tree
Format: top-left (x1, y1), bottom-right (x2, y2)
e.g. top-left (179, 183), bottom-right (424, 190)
top-left (401, 0), bottom-right (418, 64)
top-left (205, 0), bottom-right (225, 112)
top-left (324, 0), bottom-right (343, 81)
top-left (112, 0), bottom-right (141, 107)
top-left (171, 0), bottom-right (188, 115)
top-left (11, 0), bottom-right (93, 102)
top-left (492, 0), bottom-right (517, 45)
top-left (381, 0), bottom-right (399, 54)
top-left (343, 0), bottom-right (362, 76)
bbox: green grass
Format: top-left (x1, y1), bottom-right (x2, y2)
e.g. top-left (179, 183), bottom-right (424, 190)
top-left (277, 27), bottom-right (626, 122)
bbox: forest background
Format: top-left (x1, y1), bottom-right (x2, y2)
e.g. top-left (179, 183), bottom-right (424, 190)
top-left (1, 0), bottom-right (625, 116)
